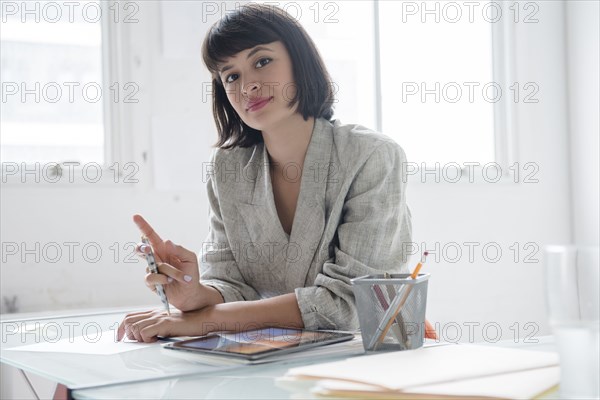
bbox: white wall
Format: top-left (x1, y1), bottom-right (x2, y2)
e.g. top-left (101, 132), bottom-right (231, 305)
top-left (1, 1), bottom-right (590, 347)
top-left (566, 0), bottom-right (600, 246)
top-left (1, 2), bottom-right (214, 315)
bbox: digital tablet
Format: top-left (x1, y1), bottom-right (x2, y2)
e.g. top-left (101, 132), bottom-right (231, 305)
top-left (163, 327), bottom-right (354, 361)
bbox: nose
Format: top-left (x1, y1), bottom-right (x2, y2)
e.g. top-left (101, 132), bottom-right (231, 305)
top-left (242, 81), bottom-right (261, 98)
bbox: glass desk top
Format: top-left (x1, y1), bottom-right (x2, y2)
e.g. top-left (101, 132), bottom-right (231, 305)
top-left (71, 337), bottom-right (558, 399)
top-left (1, 308), bottom-right (559, 399)
top-left (0, 308), bottom-right (239, 389)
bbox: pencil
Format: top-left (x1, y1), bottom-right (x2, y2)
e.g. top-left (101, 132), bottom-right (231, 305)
top-left (410, 251), bottom-right (429, 279)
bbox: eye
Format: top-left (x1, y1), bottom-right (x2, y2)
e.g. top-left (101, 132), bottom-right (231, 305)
top-left (225, 73), bottom-right (239, 84)
top-left (256, 57), bottom-right (272, 68)
top-left (223, 57), bottom-right (271, 84)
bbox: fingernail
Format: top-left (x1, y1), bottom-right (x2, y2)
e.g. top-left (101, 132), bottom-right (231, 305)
top-left (184, 275), bottom-right (192, 282)
top-left (167, 277), bottom-right (173, 283)
top-left (140, 244), bottom-right (148, 252)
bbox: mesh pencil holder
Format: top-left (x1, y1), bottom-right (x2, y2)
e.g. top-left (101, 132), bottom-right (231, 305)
top-left (351, 273), bottom-right (430, 352)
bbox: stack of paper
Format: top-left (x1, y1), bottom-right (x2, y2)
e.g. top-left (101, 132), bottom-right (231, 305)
top-left (283, 344), bottom-right (560, 399)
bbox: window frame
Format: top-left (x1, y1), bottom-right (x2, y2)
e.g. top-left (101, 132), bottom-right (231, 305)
top-left (373, 0), bottom-right (518, 185)
top-left (491, 1), bottom-right (518, 176)
top-left (1, 1), bottom-right (135, 187)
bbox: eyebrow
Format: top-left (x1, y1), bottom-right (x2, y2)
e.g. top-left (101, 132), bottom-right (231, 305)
top-left (219, 46), bottom-right (274, 75)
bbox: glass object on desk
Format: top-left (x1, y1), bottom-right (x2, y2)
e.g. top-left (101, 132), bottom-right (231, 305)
top-left (544, 245), bottom-right (600, 399)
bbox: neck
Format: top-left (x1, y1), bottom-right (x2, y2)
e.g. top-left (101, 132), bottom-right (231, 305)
top-left (262, 114), bottom-right (316, 171)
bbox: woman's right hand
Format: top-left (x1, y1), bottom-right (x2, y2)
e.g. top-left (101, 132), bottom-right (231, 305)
top-left (134, 214), bottom-right (206, 312)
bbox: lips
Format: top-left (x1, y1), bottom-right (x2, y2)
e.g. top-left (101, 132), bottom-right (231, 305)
top-left (246, 96), bottom-right (273, 111)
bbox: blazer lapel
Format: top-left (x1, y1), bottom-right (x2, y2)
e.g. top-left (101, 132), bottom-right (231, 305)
top-left (287, 118), bottom-right (333, 270)
top-left (233, 118), bottom-right (334, 277)
top-left (235, 144), bottom-right (291, 270)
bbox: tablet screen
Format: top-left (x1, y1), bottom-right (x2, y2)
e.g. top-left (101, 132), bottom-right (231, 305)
top-left (168, 327), bottom-right (353, 359)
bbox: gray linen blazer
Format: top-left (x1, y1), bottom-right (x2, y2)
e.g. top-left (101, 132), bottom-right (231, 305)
top-left (200, 117), bottom-right (412, 330)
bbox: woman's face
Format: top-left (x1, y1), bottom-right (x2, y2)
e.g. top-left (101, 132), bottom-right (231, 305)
top-left (218, 41), bottom-right (298, 131)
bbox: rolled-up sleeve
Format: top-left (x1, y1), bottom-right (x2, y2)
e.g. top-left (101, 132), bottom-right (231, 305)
top-left (295, 142), bottom-right (412, 330)
top-left (199, 151), bottom-right (261, 303)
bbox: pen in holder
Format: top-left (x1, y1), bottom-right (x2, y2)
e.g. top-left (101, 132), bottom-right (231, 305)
top-left (351, 273), bottom-right (430, 351)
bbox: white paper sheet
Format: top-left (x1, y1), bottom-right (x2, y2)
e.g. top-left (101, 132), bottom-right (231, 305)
top-left (286, 344), bottom-right (560, 390)
top-left (312, 366), bottom-right (560, 399)
top-left (4, 331), bottom-right (157, 355)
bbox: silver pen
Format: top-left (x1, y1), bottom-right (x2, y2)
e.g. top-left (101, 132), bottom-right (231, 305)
top-left (141, 236), bottom-right (171, 315)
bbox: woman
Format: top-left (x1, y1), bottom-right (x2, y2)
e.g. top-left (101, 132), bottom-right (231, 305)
top-left (117, 3), bottom-right (431, 343)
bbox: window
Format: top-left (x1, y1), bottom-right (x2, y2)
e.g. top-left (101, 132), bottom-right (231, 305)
top-left (378, 0), bottom-right (496, 167)
top-left (1, 0), bottom-right (107, 165)
top-left (1, 0), bottom-right (506, 177)
top-left (261, 0), bottom-right (498, 170)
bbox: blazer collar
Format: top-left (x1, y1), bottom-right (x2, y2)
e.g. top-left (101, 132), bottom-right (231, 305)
top-left (251, 117), bottom-right (333, 203)
top-left (236, 117), bottom-right (334, 271)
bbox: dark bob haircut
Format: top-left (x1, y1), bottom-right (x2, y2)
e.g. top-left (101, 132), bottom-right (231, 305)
top-left (201, 3), bottom-right (335, 149)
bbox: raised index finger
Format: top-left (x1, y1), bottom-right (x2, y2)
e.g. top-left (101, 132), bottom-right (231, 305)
top-left (133, 214), bottom-right (163, 247)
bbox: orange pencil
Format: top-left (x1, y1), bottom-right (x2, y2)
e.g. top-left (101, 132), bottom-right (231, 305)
top-left (410, 251), bottom-right (429, 279)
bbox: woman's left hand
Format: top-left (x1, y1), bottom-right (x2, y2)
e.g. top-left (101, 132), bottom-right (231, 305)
top-left (117, 309), bottom-right (209, 343)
